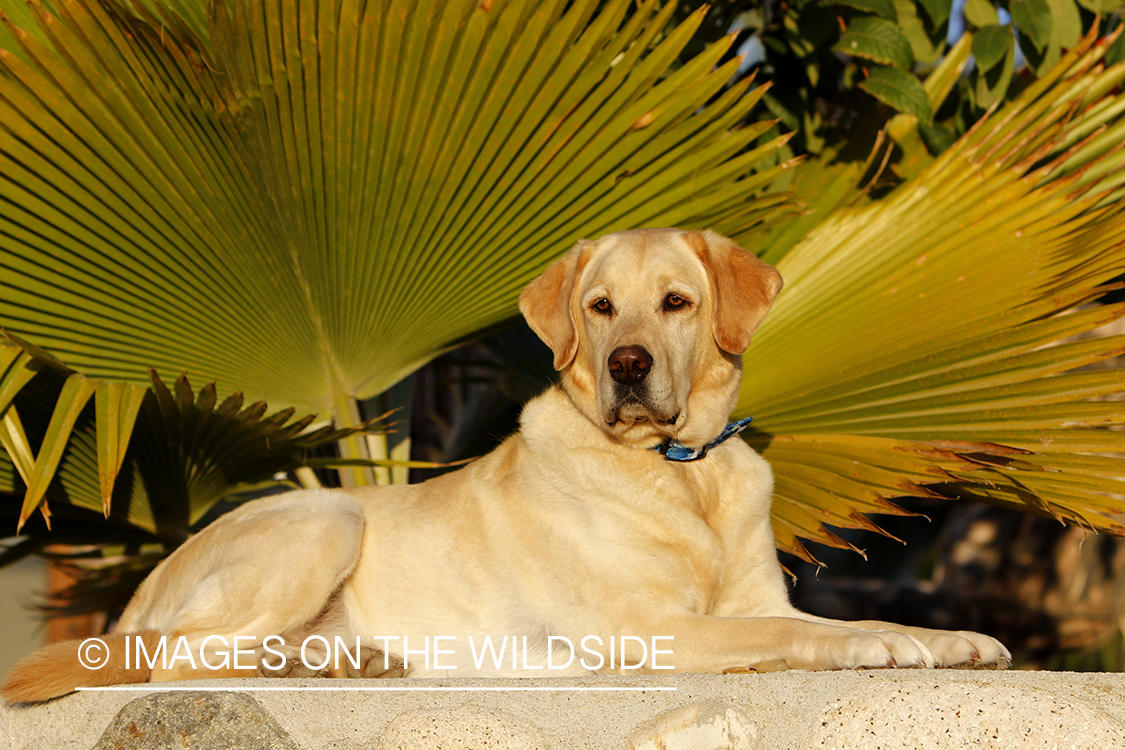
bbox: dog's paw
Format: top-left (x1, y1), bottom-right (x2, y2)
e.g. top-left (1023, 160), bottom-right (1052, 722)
top-left (915, 629), bottom-right (1011, 669)
top-left (345, 647), bottom-right (406, 678)
top-left (258, 657), bottom-right (329, 678)
top-left (738, 628), bottom-right (937, 672)
top-left (256, 642), bottom-right (330, 678)
top-left (836, 630), bottom-right (935, 670)
top-left (972, 632), bottom-right (1012, 669)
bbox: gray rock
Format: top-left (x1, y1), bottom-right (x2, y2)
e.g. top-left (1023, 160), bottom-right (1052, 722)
top-left (92, 691), bottom-right (298, 750)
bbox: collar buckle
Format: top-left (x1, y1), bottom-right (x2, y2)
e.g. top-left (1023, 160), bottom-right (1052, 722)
top-left (652, 416), bottom-right (752, 462)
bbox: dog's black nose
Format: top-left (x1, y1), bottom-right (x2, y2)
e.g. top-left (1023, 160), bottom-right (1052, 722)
top-left (608, 346), bottom-right (652, 385)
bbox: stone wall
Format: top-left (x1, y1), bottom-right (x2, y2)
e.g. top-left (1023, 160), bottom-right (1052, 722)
top-left (3, 671), bottom-right (1124, 749)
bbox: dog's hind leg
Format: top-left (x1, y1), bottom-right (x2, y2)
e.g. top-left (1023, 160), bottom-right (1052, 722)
top-left (139, 492), bottom-right (365, 682)
top-left (1, 492), bottom-right (368, 703)
top-left (254, 590), bottom-right (405, 679)
top-left (122, 491), bottom-right (367, 684)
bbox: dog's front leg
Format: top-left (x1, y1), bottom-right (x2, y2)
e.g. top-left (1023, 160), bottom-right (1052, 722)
top-left (701, 448), bottom-right (1009, 670)
top-left (587, 612), bottom-right (937, 674)
top-left (784, 613), bottom-right (1012, 669)
top-left (705, 519), bottom-right (1010, 669)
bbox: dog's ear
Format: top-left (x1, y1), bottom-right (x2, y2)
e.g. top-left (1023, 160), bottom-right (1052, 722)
top-left (686, 230), bottom-right (783, 355)
top-left (519, 243), bottom-right (587, 370)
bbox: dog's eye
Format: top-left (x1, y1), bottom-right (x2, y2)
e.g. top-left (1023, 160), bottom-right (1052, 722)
top-left (663, 294), bottom-right (689, 312)
top-left (592, 299), bottom-right (613, 315)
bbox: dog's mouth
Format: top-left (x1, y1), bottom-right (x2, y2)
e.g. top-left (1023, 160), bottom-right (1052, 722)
top-left (606, 412), bottom-right (680, 427)
top-left (605, 396), bottom-right (680, 429)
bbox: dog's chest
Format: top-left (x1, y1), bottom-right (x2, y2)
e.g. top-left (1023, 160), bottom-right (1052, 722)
top-left (597, 462), bottom-right (729, 610)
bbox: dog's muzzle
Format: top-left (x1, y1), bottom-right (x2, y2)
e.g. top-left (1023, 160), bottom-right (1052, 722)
top-left (605, 346), bottom-right (678, 427)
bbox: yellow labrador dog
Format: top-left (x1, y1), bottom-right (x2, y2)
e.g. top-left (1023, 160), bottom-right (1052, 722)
top-left (3, 228), bottom-right (1008, 703)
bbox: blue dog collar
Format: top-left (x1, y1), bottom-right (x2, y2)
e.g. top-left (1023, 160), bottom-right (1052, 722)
top-left (653, 416), bottom-right (753, 462)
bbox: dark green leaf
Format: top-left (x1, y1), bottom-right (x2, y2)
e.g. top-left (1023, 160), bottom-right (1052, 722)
top-left (787, 3), bottom-right (838, 56)
top-left (972, 24), bottom-right (1014, 72)
top-left (893, 0), bottom-right (946, 65)
top-left (974, 31), bottom-right (1016, 107)
top-left (1106, 27), bottom-right (1125, 66)
top-left (859, 65), bottom-right (934, 122)
top-left (1009, 0), bottom-right (1051, 50)
top-left (918, 121), bottom-right (957, 154)
top-left (834, 16), bottom-right (915, 68)
top-left (916, 0), bottom-right (953, 26)
top-left (1020, 0), bottom-right (1079, 76)
top-left (828, 0), bottom-right (899, 21)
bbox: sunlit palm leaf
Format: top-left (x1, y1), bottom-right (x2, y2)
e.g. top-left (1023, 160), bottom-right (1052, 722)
top-left (0, 0), bottom-right (794, 512)
top-left (742, 34), bottom-right (1125, 562)
top-left (0, 0), bottom-right (791, 414)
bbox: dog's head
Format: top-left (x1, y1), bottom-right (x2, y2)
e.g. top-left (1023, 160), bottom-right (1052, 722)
top-left (519, 228), bottom-right (782, 448)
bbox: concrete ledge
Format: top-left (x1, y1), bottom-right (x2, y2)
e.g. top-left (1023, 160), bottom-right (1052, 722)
top-left (4, 671), bottom-right (1125, 749)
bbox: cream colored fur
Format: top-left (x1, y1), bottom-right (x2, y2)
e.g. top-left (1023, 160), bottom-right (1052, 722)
top-left (1, 228), bottom-right (1009, 703)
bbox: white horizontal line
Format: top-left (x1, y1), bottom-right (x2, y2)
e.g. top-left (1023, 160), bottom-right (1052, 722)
top-left (77, 685), bottom-right (676, 693)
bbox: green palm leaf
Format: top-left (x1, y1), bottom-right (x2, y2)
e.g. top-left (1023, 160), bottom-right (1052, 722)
top-left (0, 0), bottom-right (790, 412)
top-left (0, 0), bottom-right (796, 521)
top-left (742, 35), bottom-right (1125, 562)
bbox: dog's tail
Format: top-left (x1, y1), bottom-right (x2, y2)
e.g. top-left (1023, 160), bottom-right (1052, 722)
top-left (1, 630), bottom-right (160, 704)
